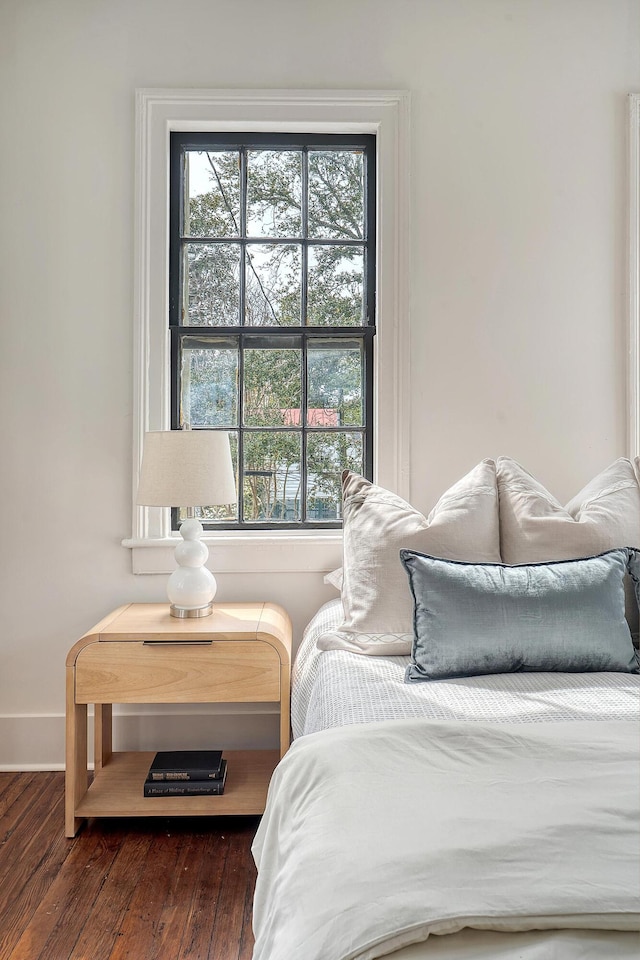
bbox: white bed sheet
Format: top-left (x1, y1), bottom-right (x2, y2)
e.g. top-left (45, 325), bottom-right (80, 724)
top-left (292, 600), bottom-right (640, 738)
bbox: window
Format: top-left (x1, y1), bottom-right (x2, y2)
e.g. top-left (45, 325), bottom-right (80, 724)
top-left (126, 89), bottom-right (409, 573)
top-left (169, 133), bottom-right (375, 528)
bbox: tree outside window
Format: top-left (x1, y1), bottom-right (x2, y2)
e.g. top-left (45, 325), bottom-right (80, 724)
top-left (170, 133), bottom-right (375, 528)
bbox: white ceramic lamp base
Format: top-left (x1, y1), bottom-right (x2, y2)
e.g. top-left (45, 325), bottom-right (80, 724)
top-left (167, 518), bottom-right (216, 618)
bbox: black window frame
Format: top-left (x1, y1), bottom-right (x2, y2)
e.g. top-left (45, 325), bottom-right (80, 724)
top-left (169, 131), bottom-right (376, 530)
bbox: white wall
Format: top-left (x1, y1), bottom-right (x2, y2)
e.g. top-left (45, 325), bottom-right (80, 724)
top-left (1, 0), bottom-right (638, 766)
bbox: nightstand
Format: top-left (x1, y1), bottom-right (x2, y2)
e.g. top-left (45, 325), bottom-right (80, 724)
top-left (65, 602), bottom-right (292, 837)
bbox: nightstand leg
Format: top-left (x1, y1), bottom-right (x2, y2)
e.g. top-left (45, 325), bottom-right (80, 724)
top-left (279, 663), bottom-right (291, 759)
top-left (65, 663), bottom-right (88, 837)
top-left (94, 704), bottom-right (112, 772)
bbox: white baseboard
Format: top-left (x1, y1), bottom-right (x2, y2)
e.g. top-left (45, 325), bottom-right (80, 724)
top-left (0, 706), bottom-right (281, 770)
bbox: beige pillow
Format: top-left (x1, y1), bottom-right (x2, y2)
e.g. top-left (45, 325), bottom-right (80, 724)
top-left (318, 460), bottom-right (501, 655)
top-left (497, 457), bottom-right (640, 637)
top-left (323, 568), bottom-right (343, 591)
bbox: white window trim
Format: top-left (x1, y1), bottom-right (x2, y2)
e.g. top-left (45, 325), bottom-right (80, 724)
top-left (123, 88), bottom-right (411, 574)
top-left (629, 93), bottom-right (640, 459)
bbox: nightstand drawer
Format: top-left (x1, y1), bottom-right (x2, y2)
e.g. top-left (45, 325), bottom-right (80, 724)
top-left (75, 640), bottom-right (281, 704)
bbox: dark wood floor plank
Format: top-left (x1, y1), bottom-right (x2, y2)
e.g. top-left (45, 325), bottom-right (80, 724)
top-left (178, 819), bottom-right (228, 960)
top-left (0, 771), bottom-right (43, 845)
top-left (208, 826), bottom-right (257, 960)
top-left (68, 826), bottom-right (155, 960)
top-left (138, 825), bottom-right (201, 960)
top-left (0, 772), bottom-right (18, 789)
top-left (158, 822), bottom-right (233, 960)
top-left (0, 773), bottom-right (23, 819)
top-left (0, 775), bottom-right (65, 901)
top-left (179, 817), bottom-right (259, 960)
top-left (8, 826), bottom-right (122, 960)
top-left (238, 851), bottom-right (257, 960)
top-left (0, 789), bottom-right (74, 958)
top-left (0, 774), bottom-right (261, 960)
top-left (0, 775), bottom-right (60, 914)
top-left (107, 821), bottom-right (200, 960)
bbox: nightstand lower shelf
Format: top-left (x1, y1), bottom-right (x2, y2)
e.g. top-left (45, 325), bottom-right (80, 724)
top-left (77, 750), bottom-right (279, 819)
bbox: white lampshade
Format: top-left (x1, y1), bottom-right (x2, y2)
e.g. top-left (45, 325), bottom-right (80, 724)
top-left (137, 430), bottom-right (236, 508)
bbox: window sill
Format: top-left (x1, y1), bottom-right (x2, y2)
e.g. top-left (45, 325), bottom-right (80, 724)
top-left (122, 530), bottom-right (343, 575)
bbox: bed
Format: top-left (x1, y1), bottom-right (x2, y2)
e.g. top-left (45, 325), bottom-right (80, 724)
top-left (291, 600), bottom-right (640, 736)
top-left (250, 460), bottom-right (640, 960)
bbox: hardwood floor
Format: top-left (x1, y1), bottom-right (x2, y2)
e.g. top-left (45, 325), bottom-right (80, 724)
top-left (0, 772), bottom-right (259, 960)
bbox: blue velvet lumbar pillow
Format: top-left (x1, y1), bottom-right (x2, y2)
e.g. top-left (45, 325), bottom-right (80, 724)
top-left (400, 547), bottom-right (640, 682)
top-left (628, 549), bottom-right (640, 615)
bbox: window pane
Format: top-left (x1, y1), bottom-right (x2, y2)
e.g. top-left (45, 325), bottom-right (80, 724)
top-left (245, 244), bottom-right (301, 326)
top-left (171, 132), bottom-right (375, 530)
top-left (243, 432), bottom-right (301, 522)
top-left (307, 341), bottom-right (363, 426)
top-left (180, 338), bottom-right (238, 427)
top-left (307, 246), bottom-right (363, 326)
top-left (307, 433), bottom-right (363, 520)
top-left (243, 348), bottom-right (301, 426)
top-left (247, 150), bottom-right (302, 237)
top-left (179, 433), bottom-right (239, 524)
top-left (184, 243), bottom-right (241, 326)
top-left (184, 150), bottom-right (240, 238)
top-left (308, 150), bottom-right (364, 240)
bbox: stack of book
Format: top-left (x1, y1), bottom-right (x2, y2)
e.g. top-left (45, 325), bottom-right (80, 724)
top-left (143, 750), bottom-right (227, 797)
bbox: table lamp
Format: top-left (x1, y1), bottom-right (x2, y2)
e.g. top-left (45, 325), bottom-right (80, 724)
top-left (137, 430), bottom-right (237, 618)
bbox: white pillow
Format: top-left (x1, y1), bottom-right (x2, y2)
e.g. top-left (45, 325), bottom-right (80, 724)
top-left (497, 457), bottom-right (640, 637)
top-left (323, 568), bottom-right (343, 591)
top-left (318, 460), bottom-right (501, 656)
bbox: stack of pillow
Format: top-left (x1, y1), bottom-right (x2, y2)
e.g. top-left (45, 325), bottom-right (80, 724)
top-left (321, 457), bottom-right (640, 680)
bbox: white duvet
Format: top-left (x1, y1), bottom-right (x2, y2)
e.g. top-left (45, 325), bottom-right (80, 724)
top-left (252, 718), bottom-right (640, 960)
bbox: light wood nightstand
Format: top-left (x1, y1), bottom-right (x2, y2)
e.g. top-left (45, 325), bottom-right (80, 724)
top-left (65, 602), bottom-right (292, 837)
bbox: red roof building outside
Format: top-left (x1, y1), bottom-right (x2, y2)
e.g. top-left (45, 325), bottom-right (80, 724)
top-left (282, 408), bottom-right (338, 427)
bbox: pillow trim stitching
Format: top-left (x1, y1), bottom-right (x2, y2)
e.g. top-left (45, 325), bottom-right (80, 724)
top-left (398, 546), bottom-right (633, 571)
top-left (571, 479), bottom-right (639, 511)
